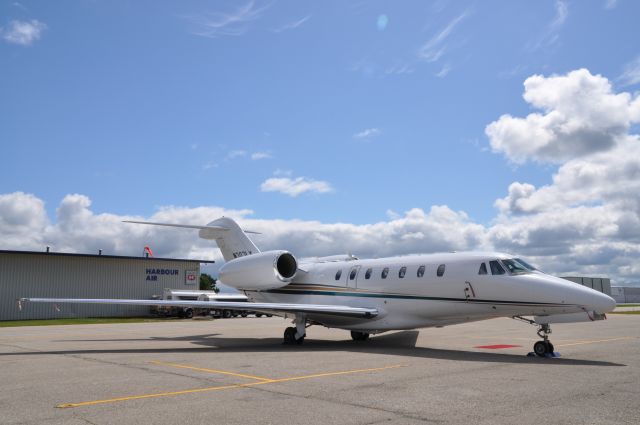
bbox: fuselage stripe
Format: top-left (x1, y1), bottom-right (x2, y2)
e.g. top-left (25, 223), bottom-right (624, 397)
top-left (262, 287), bottom-right (573, 307)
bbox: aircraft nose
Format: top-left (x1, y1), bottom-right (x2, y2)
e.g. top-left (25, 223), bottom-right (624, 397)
top-left (592, 291), bottom-right (616, 314)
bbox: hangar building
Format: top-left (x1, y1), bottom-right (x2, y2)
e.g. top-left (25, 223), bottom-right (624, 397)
top-left (0, 250), bottom-right (214, 321)
top-left (560, 276), bottom-right (611, 295)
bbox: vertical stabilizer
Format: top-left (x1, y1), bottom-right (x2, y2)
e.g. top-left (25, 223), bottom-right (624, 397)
top-left (199, 217), bottom-right (260, 262)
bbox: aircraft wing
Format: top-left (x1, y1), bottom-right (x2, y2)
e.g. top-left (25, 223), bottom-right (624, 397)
top-left (18, 298), bottom-right (378, 318)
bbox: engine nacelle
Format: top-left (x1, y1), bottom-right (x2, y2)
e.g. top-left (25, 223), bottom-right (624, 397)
top-left (218, 250), bottom-right (298, 291)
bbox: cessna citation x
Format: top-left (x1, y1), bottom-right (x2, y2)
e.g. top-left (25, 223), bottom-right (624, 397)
top-left (20, 217), bottom-right (616, 356)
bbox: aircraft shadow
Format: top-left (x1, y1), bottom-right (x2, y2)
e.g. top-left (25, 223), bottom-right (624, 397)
top-left (1, 331), bottom-right (625, 367)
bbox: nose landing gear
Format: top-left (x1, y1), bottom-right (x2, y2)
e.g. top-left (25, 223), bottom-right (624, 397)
top-left (513, 316), bottom-right (558, 357)
top-left (533, 324), bottom-right (555, 356)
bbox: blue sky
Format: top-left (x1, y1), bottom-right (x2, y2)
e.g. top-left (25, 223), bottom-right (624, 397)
top-left (2, 1), bottom-right (640, 283)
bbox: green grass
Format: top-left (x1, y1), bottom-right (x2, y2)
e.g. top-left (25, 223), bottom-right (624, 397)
top-left (617, 304), bottom-right (640, 307)
top-left (0, 317), bottom-right (169, 327)
top-left (610, 311), bottom-right (640, 315)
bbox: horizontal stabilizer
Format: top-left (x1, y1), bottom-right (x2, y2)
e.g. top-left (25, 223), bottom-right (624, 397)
top-left (122, 220), bottom-right (260, 234)
top-left (122, 220), bottom-right (228, 231)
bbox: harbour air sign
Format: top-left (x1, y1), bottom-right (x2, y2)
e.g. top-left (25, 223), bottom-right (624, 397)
top-left (146, 268), bottom-right (179, 281)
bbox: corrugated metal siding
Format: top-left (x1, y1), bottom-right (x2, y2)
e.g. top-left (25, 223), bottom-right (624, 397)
top-left (1, 252), bottom-right (201, 320)
top-left (560, 276), bottom-right (612, 295)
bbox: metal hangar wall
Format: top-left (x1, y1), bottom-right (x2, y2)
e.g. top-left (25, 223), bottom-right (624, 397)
top-left (0, 250), bottom-right (214, 321)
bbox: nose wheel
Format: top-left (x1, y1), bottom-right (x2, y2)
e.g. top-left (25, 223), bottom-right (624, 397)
top-left (533, 340), bottom-right (554, 356)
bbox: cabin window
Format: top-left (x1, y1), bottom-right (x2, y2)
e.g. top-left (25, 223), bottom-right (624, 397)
top-left (437, 264), bottom-right (446, 277)
top-left (335, 270), bottom-right (342, 280)
top-left (417, 265), bottom-right (425, 278)
top-left (399, 267), bottom-right (407, 278)
top-left (490, 260), bottom-right (505, 275)
top-left (478, 263), bottom-right (487, 275)
top-left (381, 267), bottom-right (389, 279)
top-left (349, 269), bottom-right (358, 280)
top-left (365, 268), bottom-right (372, 279)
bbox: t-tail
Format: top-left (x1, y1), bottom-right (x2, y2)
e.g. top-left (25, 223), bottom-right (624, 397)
top-left (123, 217), bottom-right (259, 262)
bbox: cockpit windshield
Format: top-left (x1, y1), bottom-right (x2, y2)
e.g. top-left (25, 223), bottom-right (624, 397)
top-left (514, 258), bottom-right (537, 271)
top-left (501, 258), bottom-right (533, 275)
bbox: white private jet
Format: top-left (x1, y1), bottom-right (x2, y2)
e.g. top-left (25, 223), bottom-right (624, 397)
top-left (20, 217), bottom-right (616, 356)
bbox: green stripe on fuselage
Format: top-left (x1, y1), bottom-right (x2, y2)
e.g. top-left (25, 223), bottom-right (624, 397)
top-left (263, 286), bottom-right (571, 307)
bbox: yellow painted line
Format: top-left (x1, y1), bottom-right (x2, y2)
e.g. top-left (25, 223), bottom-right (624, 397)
top-left (56, 364), bottom-right (405, 409)
top-left (260, 364), bottom-right (405, 384)
top-left (151, 361), bottom-right (272, 381)
top-left (555, 336), bottom-right (635, 348)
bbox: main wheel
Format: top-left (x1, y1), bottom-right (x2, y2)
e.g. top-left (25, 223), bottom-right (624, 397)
top-left (351, 331), bottom-right (370, 341)
top-left (185, 308), bottom-right (193, 319)
top-left (284, 327), bottom-right (297, 344)
top-left (546, 341), bottom-right (554, 354)
top-left (533, 341), bottom-right (548, 357)
top-left (222, 310), bottom-right (232, 319)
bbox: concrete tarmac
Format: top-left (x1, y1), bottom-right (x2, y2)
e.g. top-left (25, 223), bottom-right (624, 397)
top-left (1, 315), bottom-right (638, 425)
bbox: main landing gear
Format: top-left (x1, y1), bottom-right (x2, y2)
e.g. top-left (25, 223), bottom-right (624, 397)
top-left (513, 316), bottom-right (557, 357)
top-left (283, 313), bottom-right (307, 345)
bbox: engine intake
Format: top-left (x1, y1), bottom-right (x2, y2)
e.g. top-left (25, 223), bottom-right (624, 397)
top-left (218, 250), bottom-right (298, 291)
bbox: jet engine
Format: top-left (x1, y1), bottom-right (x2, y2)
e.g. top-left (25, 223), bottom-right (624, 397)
top-left (218, 250), bottom-right (298, 291)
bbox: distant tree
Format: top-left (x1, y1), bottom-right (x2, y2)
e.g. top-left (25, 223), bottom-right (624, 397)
top-left (199, 273), bottom-right (218, 293)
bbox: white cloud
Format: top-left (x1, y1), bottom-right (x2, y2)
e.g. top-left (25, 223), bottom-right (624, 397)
top-left (619, 56), bottom-right (640, 87)
top-left (550, 0), bottom-right (568, 29)
top-left (385, 63), bottom-right (415, 76)
top-left (435, 63), bottom-right (451, 78)
top-left (528, 1), bottom-right (568, 51)
top-left (486, 68), bottom-right (640, 164)
top-left (386, 209), bottom-right (401, 220)
top-left (260, 176), bottom-right (333, 197)
top-left (2, 19), bottom-right (46, 46)
top-left (187, 1), bottom-right (270, 38)
top-left (251, 152), bottom-right (272, 160)
top-left (418, 10), bottom-right (469, 63)
top-left (487, 68), bottom-right (640, 283)
top-left (353, 128), bottom-right (381, 140)
top-left (271, 15), bottom-right (310, 33)
top-left (227, 150), bottom-right (247, 159)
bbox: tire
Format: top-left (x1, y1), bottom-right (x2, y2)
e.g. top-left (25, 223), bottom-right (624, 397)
top-left (185, 309), bottom-right (193, 319)
top-left (240, 312), bottom-right (248, 318)
top-left (546, 341), bottom-right (555, 354)
top-left (222, 310), bottom-right (232, 319)
top-left (533, 341), bottom-right (548, 357)
top-left (255, 313), bottom-right (263, 318)
top-left (351, 331), bottom-right (370, 341)
top-left (284, 327), bottom-right (296, 344)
